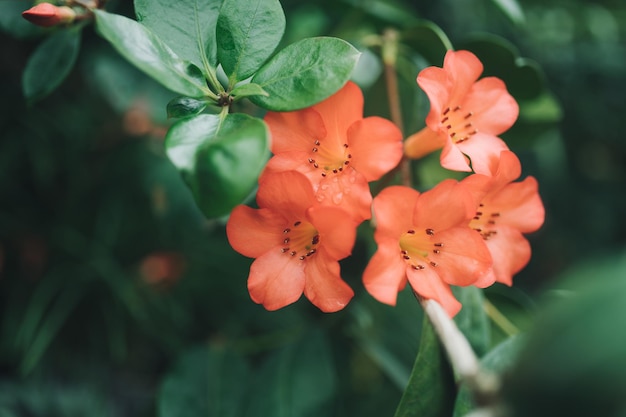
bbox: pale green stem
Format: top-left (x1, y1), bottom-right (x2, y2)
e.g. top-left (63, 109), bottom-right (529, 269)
top-left (416, 294), bottom-right (501, 403)
top-left (483, 298), bottom-right (520, 336)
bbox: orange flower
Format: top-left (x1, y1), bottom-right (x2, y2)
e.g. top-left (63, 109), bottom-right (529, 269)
top-left (22, 3), bottom-right (76, 27)
top-left (461, 151), bottom-right (545, 285)
top-left (226, 171), bottom-right (358, 312)
top-left (363, 180), bottom-right (493, 317)
top-left (404, 50), bottom-right (519, 175)
top-left (263, 81), bottom-right (403, 222)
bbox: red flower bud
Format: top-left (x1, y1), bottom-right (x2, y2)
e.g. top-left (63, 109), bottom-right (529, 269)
top-left (22, 3), bottom-right (76, 27)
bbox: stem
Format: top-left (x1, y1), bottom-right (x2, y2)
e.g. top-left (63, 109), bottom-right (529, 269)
top-left (381, 29), bottom-right (412, 188)
top-left (484, 298), bottom-right (520, 336)
top-left (415, 293), bottom-right (501, 404)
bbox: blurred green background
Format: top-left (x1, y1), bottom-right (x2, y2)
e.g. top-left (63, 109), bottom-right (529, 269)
top-left (1, 0), bottom-right (625, 416)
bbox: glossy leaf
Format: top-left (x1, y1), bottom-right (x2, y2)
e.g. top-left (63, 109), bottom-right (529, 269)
top-left (167, 96), bottom-right (209, 119)
top-left (402, 20), bottom-right (452, 66)
top-left (393, 315), bottom-right (456, 417)
top-left (216, 0), bottom-right (285, 84)
top-left (453, 335), bottom-right (526, 417)
top-left (165, 113), bottom-right (269, 218)
top-left (134, 0), bottom-right (223, 70)
top-left (452, 286), bottom-right (491, 357)
top-left (22, 28), bottom-right (81, 103)
top-left (245, 329), bottom-right (337, 417)
top-left (489, 0), bottom-right (525, 26)
top-left (230, 83), bottom-right (269, 100)
top-left (158, 345), bottom-right (250, 417)
top-left (94, 10), bottom-right (208, 97)
top-left (250, 37), bottom-right (360, 111)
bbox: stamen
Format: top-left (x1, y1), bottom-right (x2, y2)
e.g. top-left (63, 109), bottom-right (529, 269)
top-left (434, 243), bottom-right (444, 247)
top-left (491, 213), bottom-right (500, 217)
top-left (441, 116), bottom-right (449, 123)
top-left (407, 229), bottom-right (415, 234)
top-left (433, 249), bottom-right (440, 254)
top-left (425, 228), bottom-right (434, 236)
top-left (314, 163), bottom-right (319, 168)
top-left (311, 235), bottom-right (320, 245)
top-left (321, 173), bottom-right (326, 177)
top-left (314, 140), bottom-right (320, 146)
top-left (290, 251), bottom-right (296, 256)
top-left (443, 107), bottom-right (451, 115)
top-left (412, 264), bottom-right (425, 270)
top-left (403, 255), bottom-right (410, 260)
top-left (283, 238), bottom-right (290, 244)
top-left (430, 261), bottom-right (438, 267)
top-left (281, 248), bottom-right (289, 253)
top-left (299, 255), bottom-right (305, 260)
top-left (312, 147), bottom-right (318, 152)
top-left (453, 106), bottom-right (461, 112)
top-left (464, 112), bottom-right (473, 119)
top-left (294, 221), bottom-right (301, 226)
top-left (283, 228), bottom-right (290, 234)
top-left (343, 143), bottom-right (349, 148)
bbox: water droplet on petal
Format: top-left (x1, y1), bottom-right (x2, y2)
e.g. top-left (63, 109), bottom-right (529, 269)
top-left (316, 194), bottom-right (325, 202)
top-left (332, 193), bottom-right (343, 205)
top-left (320, 184), bottom-right (329, 191)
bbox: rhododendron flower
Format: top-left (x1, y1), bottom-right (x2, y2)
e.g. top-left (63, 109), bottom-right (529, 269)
top-left (363, 180), bottom-right (493, 317)
top-left (404, 50), bottom-right (519, 175)
top-left (462, 150), bottom-right (545, 285)
top-left (226, 171), bottom-right (358, 312)
top-left (263, 81), bottom-right (403, 222)
top-left (22, 3), bottom-right (76, 27)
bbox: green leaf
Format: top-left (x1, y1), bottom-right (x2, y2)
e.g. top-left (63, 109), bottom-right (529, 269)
top-left (453, 335), bottom-right (526, 417)
top-left (94, 10), bottom-right (208, 97)
top-left (245, 329), bottom-right (337, 417)
top-left (452, 286), bottom-right (491, 357)
top-left (217, 0), bottom-right (285, 84)
top-left (134, 0), bottom-right (223, 70)
top-left (22, 28), bottom-right (81, 103)
top-left (502, 251), bottom-right (626, 417)
top-left (402, 20), bottom-right (452, 66)
top-left (250, 37), bottom-right (361, 111)
top-left (489, 0), bottom-right (525, 26)
top-left (231, 82), bottom-right (269, 100)
top-left (393, 315), bottom-right (456, 417)
top-left (167, 96), bottom-right (209, 119)
top-left (158, 345), bottom-right (250, 417)
top-left (165, 113), bottom-right (270, 218)
top-left (0, 0), bottom-right (45, 39)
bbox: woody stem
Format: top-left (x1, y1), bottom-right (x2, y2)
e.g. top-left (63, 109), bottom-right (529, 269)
top-left (381, 28), bottom-right (412, 188)
top-left (414, 293), bottom-right (501, 406)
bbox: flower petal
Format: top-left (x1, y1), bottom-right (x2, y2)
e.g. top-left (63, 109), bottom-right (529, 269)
top-left (307, 205), bottom-right (357, 260)
top-left (456, 132), bottom-right (509, 175)
top-left (417, 66), bottom-right (450, 127)
top-left (485, 176), bottom-right (545, 233)
top-left (440, 139), bottom-right (472, 172)
top-left (256, 171), bottom-right (316, 217)
top-left (248, 250), bottom-right (305, 310)
top-left (313, 168), bottom-right (373, 222)
top-left (413, 180), bottom-right (475, 232)
top-left (226, 205), bottom-right (285, 258)
top-left (407, 266), bottom-right (462, 317)
top-left (404, 127), bottom-right (445, 159)
top-left (347, 117), bottom-right (403, 181)
top-left (429, 227), bottom-right (493, 286)
top-left (304, 251), bottom-right (354, 312)
top-left (362, 238), bottom-right (408, 306)
top-left (372, 186), bottom-right (421, 239)
top-left (463, 77), bottom-right (519, 136)
top-left (264, 107), bottom-right (326, 154)
top-left (484, 226), bottom-right (531, 286)
top-left (312, 81), bottom-right (364, 147)
top-left (444, 50), bottom-right (484, 105)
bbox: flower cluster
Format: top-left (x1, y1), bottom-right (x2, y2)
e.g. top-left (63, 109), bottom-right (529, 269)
top-left (227, 81), bottom-right (404, 312)
top-left (227, 51), bottom-right (545, 316)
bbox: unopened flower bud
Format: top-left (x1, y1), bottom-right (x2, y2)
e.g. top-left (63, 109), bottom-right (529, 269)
top-left (22, 3), bottom-right (76, 27)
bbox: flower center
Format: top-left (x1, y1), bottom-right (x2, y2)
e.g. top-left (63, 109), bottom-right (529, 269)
top-left (440, 105), bottom-right (478, 144)
top-left (279, 220), bottom-right (320, 261)
top-left (470, 203), bottom-right (499, 240)
top-left (398, 228), bottom-right (444, 270)
top-left (307, 139), bottom-right (352, 177)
